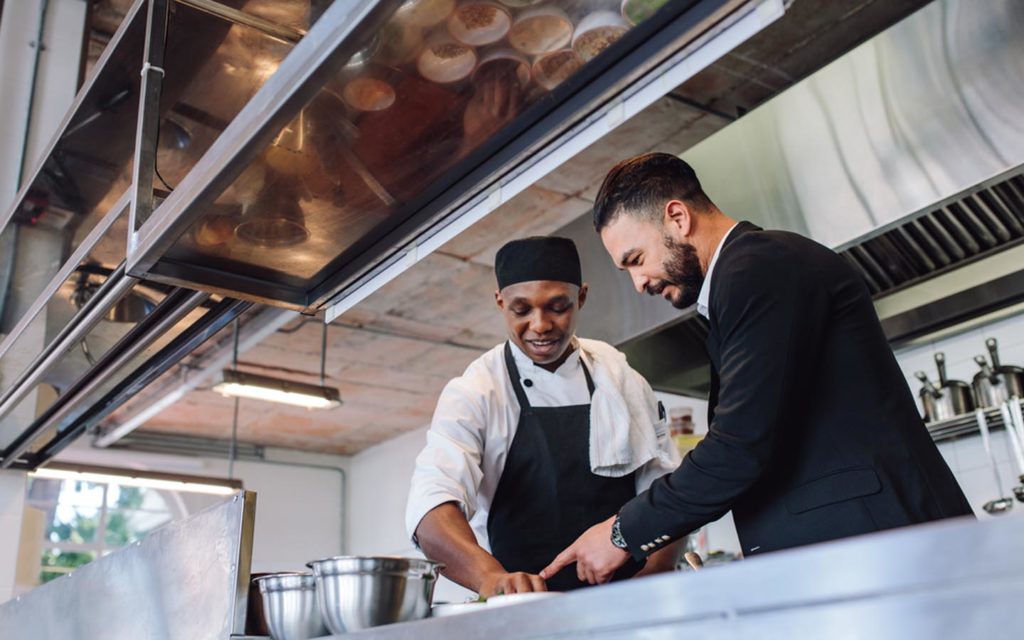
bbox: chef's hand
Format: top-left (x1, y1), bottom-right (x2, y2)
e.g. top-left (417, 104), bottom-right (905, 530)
top-left (478, 571), bottom-right (547, 597)
top-left (540, 516), bottom-right (629, 585)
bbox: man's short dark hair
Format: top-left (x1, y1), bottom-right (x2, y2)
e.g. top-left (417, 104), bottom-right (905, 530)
top-left (593, 153), bottom-right (712, 231)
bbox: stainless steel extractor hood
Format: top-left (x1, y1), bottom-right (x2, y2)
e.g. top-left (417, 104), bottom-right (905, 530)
top-left (568, 0), bottom-right (1024, 397)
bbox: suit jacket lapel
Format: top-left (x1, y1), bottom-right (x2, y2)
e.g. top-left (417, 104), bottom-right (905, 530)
top-left (703, 221), bottom-right (760, 415)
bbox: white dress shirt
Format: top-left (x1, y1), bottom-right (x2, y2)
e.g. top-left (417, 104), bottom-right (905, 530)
top-left (696, 223), bottom-right (740, 319)
top-left (406, 338), bottom-right (680, 551)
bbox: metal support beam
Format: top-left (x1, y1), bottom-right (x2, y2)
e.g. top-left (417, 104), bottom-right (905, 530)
top-left (0, 263), bottom-right (133, 424)
top-left (0, 288), bottom-right (208, 468)
top-left (128, 0), bottom-right (169, 239)
top-left (0, 189), bottom-right (128, 363)
top-left (32, 296), bottom-right (252, 466)
top-left (93, 304), bottom-right (293, 448)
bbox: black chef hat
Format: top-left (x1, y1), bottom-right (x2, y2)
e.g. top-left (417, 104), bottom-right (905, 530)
top-left (495, 236), bottom-right (582, 290)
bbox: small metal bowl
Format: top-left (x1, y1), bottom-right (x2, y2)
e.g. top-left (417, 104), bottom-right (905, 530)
top-left (308, 556), bottom-right (444, 634)
top-left (253, 573), bottom-right (328, 640)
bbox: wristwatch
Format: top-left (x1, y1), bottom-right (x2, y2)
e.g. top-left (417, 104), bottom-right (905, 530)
top-left (610, 514), bottom-right (629, 551)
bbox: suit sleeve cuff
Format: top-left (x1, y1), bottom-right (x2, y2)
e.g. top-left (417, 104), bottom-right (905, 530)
top-left (618, 497), bottom-right (674, 562)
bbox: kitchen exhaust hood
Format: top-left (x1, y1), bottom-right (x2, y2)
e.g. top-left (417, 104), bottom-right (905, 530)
top-left (568, 0), bottom-right (1024, 397)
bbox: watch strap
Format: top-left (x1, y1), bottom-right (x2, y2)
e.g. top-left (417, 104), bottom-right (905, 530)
top-left (610, 514), bottom-right (629, 550)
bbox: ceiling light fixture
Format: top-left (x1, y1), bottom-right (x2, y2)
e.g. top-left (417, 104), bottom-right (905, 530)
top-left (30, 465), bottom-right (240, 496)
top-left (212, 369), bottom-right (341, 409)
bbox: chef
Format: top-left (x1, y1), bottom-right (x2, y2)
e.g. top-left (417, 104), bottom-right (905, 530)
top-left (406, 236), bottom-right (681, 595)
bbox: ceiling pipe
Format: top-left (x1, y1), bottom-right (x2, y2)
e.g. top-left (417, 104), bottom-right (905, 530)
top-left (0, 0), bottom-right (48, 326)
top-left (16, 0), bottom-right (48, 189)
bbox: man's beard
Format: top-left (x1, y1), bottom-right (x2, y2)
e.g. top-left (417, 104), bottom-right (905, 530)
top-left (657, 236), bottom-right (704, 309)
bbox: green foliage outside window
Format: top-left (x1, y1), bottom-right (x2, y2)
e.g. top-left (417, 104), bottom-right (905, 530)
top-left (28, 479), bottom-right (177, 585)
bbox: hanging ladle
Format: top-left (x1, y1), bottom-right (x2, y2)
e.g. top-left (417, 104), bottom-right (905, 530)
top-left (976, 408), bottom-right (1014, 514)
top-left (998, 397), bottom-right (1024, 502)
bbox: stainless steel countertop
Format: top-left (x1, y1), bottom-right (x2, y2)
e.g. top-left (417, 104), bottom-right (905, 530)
top-left (318, 514), bottom-right (1024, 639)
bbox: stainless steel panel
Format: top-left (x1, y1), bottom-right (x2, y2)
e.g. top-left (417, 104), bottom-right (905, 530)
top-left (325, 514), bottom-right (1024, 639)
top-left (684, 0), bottom-right (1024, 251)
top-left (0, 490), bottom-right (256, 639)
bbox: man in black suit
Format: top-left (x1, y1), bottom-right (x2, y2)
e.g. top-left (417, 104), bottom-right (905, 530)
top-left (541, 153), bottom-right (973, 585)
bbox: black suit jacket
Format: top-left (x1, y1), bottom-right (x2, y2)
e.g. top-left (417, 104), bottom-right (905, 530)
top-left (619, 222), bottom-right (973, 558)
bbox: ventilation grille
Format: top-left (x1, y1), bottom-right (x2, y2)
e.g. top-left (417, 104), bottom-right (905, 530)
top-left (106, 431), bottom-right (266, 461)
top-left (840, 172), bottom-right (1024, 297)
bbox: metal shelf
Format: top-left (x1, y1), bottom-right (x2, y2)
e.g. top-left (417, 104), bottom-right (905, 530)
top-left (926, 398), bottom-right (1024, 442)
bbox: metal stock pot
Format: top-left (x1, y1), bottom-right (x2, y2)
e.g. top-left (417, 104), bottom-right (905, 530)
top-left (973, 338), bottom-right (1024, 409)
top-left (916, 352), bottom-right (975, 423)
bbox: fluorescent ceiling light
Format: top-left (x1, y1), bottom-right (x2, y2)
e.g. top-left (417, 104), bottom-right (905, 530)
top-left (30, 467), bottom-right (239, 496)
top-left (212, 369), bottom-right (341, 409)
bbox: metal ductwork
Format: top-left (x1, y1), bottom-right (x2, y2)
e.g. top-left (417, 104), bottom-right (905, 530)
top-left (568, 0), bottom-right (1024, 397)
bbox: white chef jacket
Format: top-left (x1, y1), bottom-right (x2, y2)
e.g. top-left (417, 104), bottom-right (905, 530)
top-left (406, 338), bottom-right (680, 550)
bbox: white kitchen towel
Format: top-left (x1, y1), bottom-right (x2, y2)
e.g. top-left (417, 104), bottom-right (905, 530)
top-left (580, 338), bottom-right (676, 478)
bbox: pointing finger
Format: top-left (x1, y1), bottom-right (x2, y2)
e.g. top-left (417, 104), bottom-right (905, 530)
top-left (540, 546), bottom-right (576, 580)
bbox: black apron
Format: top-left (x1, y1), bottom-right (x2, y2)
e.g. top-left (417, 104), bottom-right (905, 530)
top-left (486, 343), bottom-right (644, 591)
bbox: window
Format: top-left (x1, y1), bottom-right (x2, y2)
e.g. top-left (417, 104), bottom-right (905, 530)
top-left (24, 475), bottom-right (228, 584)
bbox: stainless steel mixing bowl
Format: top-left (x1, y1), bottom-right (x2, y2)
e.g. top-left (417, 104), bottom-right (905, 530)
top-left (253, 573), bottom-right (329, 640)
top-left (308, 556), bottom-right (443, 633)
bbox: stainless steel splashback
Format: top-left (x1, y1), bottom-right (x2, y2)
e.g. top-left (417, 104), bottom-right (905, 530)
top-left (685, 0), bottom-right (1024, 250)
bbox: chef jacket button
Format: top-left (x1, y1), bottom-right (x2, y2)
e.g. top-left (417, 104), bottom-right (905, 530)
top-left (660, 535), bottom-right (670, 542)
top-left (641, 544), bottom-right (650, 552)
top-left (523, 379), bottom-right (533, 387)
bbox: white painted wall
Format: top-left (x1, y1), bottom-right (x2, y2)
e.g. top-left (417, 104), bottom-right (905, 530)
top-left (345, 428), bottom-right (423, 558)
top-left (343, 427), bottom-right (476, 602)
top-left (0, 471), bottom-right (28, 603)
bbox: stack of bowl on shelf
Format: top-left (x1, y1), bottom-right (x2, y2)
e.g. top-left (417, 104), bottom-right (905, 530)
top-left (338, 0), bottom-right (668, 112)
